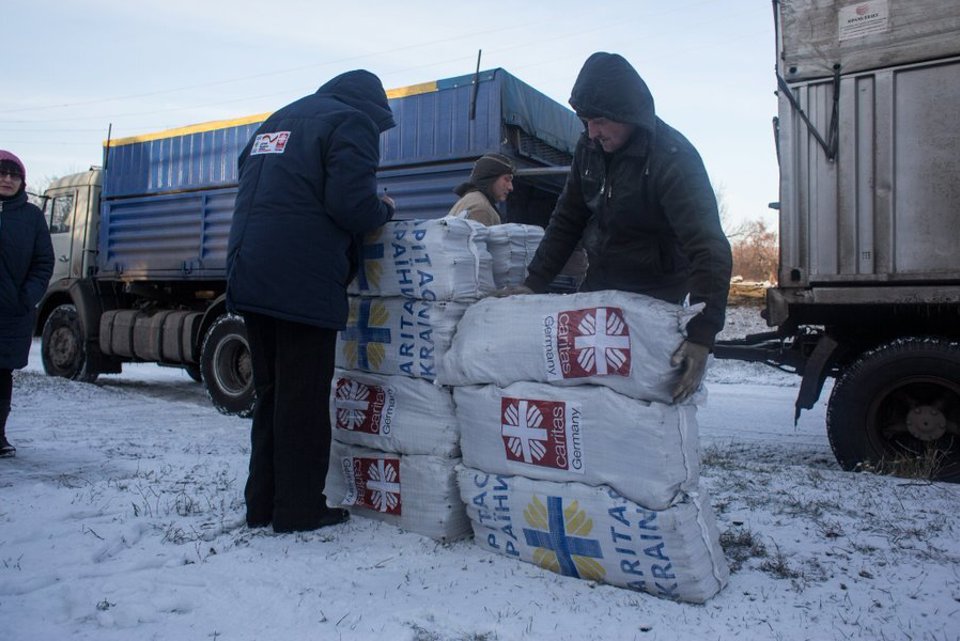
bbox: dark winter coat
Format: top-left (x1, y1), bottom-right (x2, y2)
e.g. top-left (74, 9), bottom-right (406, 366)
top-left (524, 52), bottom-right (732, 348)
top-left (226, 70), bottom-right (396, 329)
top-left (0, 192), bottom-right (54, 369)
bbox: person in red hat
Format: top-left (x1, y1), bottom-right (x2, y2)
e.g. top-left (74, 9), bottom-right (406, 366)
top-left (0, 150), bottom-right (54, 457)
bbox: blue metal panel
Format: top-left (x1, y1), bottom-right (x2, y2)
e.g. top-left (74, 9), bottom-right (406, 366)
top-left (103, 122), bottom-right (259, 198)
top-left (99, 187), bottom-right (237, 279)
top-left (95, 69), bottom-right (581, 282)
top-left (378, 162), bottom-right (474, 220)
top-left (381, 74), bottom-right (502, 167)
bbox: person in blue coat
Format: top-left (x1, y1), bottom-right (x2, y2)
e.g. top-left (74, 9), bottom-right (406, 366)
top-left (226, 70), bottom-right (396, 532)
top-left (0, 150), bottom-right (54, 457)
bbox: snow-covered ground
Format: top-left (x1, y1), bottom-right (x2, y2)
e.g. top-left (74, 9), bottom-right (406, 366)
top-left (2, 307), bottom-right (959, 641)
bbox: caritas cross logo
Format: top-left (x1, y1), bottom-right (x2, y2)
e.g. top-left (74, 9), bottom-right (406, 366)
top-left (554, 306), bottom-right (631, 378)
top-left (500, 397), bottom-right (584, 473)
top-left (333, 377), bottom-right (391, 435)
top-left (345, 456), bottom-right (401, 515)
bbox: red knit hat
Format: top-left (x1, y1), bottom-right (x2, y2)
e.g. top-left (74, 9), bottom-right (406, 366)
top-left (0, 150), bottom-right (26, 182)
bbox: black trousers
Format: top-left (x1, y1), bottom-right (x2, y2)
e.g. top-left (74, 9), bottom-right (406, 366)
top-left (241, 312), bottom-right (338, 530)
top-left (0, 369), bottom-right (11, 406)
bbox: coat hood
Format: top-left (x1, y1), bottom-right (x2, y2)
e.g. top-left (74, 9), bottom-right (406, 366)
top-left (569, 53), bottom-right (656, 135)
top-left (317, 70), bottom-right (396, 133)
top-left (0, 149), bottom-right (27, 199)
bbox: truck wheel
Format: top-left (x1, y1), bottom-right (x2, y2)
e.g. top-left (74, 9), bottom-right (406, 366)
top-left (200, 314), bottom-right (255, 417)
top-left (826, 338), bottom-right (960, 481)
top-left (184, 364), bottom-right (203, 383)
top-left (41, 304), bottom-right (98, 383)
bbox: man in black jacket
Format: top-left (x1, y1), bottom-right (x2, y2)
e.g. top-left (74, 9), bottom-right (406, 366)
top-left (226, 70), bottom-right (396, 533)
top-left (521, 52), bottom-right (732, 403)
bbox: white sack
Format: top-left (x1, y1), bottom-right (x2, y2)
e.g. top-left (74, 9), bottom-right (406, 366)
top-left (337, 296), bottom-right (467, 382)
top-left (327, 442), bottom-right (470, 542)
top-left (485, 223), bottom-right (544, 288)
top-left (454, 382), bottom-right (698, 510)
top-left (438, 290), bottom-right (702, 403)
top-left (457, 467), bottom-right (729, 604)
top-left (332, 369), bottom-right (459, 457)
top-left (347, 218), bottom-right (495, 300)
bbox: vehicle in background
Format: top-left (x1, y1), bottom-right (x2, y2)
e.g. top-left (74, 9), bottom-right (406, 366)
top-left (716, 0), bottom-right (960, 480)
top-left (36, 69), bottom-right (582, 417)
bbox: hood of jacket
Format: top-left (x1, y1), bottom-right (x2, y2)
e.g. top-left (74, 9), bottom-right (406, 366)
top-left (569, 52), bottom-right (656, 136)
top-left (317, 70), bottom-right (396, 133)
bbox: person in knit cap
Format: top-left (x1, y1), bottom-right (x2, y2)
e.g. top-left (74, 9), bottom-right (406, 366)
top-left (0, 150), bottom-right (55, 457)
top-left (447, 152), bottom-right (515, 226)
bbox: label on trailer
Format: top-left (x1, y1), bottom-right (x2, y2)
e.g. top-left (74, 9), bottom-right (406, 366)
top-left (839, 1), bottom-right (889, 41)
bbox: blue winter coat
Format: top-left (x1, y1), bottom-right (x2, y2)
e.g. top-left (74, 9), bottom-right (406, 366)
top-left (0, 192), bottom-right (54, 369)
top-left (226, 70), bottom-right (396, 329)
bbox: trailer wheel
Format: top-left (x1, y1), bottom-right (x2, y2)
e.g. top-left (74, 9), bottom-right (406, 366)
top-left (41, 304), bottom-right (98, 383)
top-left (826, 338), bottom-right (960, 481)
top-left (200, 314), bottom-right (255, 417)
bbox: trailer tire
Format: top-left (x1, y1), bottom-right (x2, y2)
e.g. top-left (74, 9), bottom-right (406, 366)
top-left (41, 304), bottom-right (98, 383)
top-left (200, 314), bottom-right (255, 417)
top-left (826, 338), bottom-right (960, 482)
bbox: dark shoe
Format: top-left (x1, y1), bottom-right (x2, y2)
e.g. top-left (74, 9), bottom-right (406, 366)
top-left (317, 507), bottom-right (350, 527)
top-left (273, 507), bottom-right (350, 533)
top-left (0, 437), bottom-right (15, 458)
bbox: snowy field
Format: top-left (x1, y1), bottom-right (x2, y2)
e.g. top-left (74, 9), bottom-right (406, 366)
top-left (2, 305), bottom-right (959, 641)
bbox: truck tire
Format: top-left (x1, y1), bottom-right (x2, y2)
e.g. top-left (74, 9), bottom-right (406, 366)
top-left (184, 364), bottom-right (203, 383)
top-left (200, 314), bottom-right (255, 417)
top-left (41, 304), bottom-right (98, 383)
top-left (826, 338), bottom-right (960, 481)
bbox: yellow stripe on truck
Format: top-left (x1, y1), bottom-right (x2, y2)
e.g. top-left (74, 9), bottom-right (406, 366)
top-left (105, 80), bottom-right (441, 148)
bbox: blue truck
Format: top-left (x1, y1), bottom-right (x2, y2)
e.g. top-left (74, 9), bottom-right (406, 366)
top-left (36, 68), bottom-right (582, 416)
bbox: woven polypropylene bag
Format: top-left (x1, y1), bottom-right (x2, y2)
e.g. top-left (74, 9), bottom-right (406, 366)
top-left (327, 442), bottom-right (470, 542)
top-left (438, 290), bottom-right (702, 403)
top-left (331, 369), bottom-right (459, 457)
top-left (485, 223), bottom-right (544, 288)
top-left (457, 467), bottom-right (729, 603)
top-left (454, 381), bottom-right (698, 510)
top-left (347, 218), bottom-right (495, 300)
top-left (337, 296), bottom-right (467, 381)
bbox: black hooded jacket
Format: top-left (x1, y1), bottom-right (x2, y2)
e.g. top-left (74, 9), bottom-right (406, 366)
top-left (226, 70), bottom-right (396, 328)
top-left (524, 53), bottom-right (732, 348)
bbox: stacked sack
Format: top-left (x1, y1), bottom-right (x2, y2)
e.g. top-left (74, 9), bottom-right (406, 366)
top-left (327, 218), bottom-right (497, 541)
top-left (439, 291), bottom-right (730, 603)
top-left (484, 223), bottom-right (544, 288)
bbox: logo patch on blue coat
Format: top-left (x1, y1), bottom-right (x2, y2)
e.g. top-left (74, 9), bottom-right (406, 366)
top-left (250, 131), bottom-right (290, 155)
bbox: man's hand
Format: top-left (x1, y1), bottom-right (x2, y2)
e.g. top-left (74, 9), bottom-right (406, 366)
top-left (670, 340), bottom-right (710, 403)
top-left (489, 284), bottom-right (533, 298)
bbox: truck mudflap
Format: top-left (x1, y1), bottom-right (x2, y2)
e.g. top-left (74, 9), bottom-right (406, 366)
top-left (793, 334), bottom-right (839, 422)
top-left (713, 328), bottom-right (839, 422)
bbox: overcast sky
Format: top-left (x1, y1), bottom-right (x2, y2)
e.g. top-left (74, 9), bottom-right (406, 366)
top-left (5, 0), bottom-right (779, 228)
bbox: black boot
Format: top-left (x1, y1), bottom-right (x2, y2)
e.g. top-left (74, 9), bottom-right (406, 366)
top-left (0, 404), bottom-right (14, 458)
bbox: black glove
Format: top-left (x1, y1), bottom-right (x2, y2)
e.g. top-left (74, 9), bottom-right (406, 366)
top-left (670, 340), bottom-right (710, 403)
